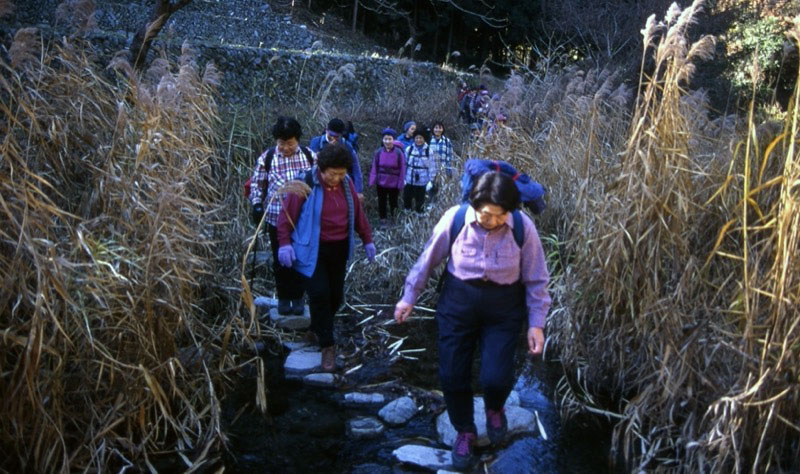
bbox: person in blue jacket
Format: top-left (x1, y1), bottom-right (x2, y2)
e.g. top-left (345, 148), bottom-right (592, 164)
top-left (310, 118), bottom-right (364, 200)
top-left (397, 120), bottom-right (416, 149)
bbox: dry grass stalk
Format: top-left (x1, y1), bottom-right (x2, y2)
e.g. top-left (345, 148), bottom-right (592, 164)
top-left (0, 36), bottom-right (239, 472)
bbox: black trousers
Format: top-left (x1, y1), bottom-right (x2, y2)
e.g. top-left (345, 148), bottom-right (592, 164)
top-left (402, 184), bottom-right (426, 213)
top-left (377, 186), bottom-right (399, 219)
top-left (267, 224), bottom-right (304, 301)
top-left (305, 239), bottom-right (349, 348)
top-left (436, 274), bottom-right (526, 433)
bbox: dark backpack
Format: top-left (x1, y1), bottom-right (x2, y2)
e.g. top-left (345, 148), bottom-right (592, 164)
top-left (436, 203), bottom-right (525, 292)
top-left (244, 146), bottom-right (314, 203)
top-left (460, 159), bottom-right (547, 214)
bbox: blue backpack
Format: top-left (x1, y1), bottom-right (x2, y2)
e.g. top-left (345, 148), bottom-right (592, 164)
top-left (460, 159), bottom-right (547, 214)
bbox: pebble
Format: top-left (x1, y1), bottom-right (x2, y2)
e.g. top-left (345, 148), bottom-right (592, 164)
top-left (378, 396), bottom-right (418, 425)
top-left (303, 373), bottom-right (336, 387)
top-left (344, 392), bottom-right (386, 405)
top-left (283, 350), bottom-right (321, 378)
top-left (347, 416), bottom-right (385, 439)
top-left (392, 444), bottom-right (452, 471)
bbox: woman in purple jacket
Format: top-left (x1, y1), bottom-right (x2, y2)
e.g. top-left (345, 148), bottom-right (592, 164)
top-left (393, 171), bottom-right (551, 471)
top-left (368, 128), bottom-right (406, 226)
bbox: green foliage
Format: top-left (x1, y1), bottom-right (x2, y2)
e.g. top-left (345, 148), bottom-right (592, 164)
top-left (725, 15), bottom-right (785, 98)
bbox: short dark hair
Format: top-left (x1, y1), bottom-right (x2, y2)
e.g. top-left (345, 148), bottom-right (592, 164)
top-left (272, 116), bottom-right (303, 141)
top-left (317, 143), bottom-right (352, 171)
top-left (469, 171), bottom-right (520, 212)
top-left (412, 124), bottom-right (429, 142)
top-left (326, 118), bottom-right (346, 135)
top-left (432, 121), bottom-right (445, 133)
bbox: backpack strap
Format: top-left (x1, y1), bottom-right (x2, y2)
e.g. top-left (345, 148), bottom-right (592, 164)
top-left (300, 146), bottom-right (314, 167)
top-left (436, 204), bottom-right (469, 292)
top-left (511, 210), bottom-right (524, 247)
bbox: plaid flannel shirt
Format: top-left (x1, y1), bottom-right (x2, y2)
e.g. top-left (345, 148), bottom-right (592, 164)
top-left (429, 135), bottom-right (453, 174)
top-left (249, 146), bottom-right (316, 226)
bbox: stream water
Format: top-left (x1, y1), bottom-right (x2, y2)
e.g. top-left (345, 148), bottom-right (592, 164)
top-left (220, 311), bottom-right (614, 473)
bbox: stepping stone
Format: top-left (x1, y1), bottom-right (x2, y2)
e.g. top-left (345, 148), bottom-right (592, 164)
top-left (269, 307), bottom-right (310, 329)
top-left (436, 395), bottom-right (536, 447)
top-left (489, 436), bottom-right (557, 474)
top-left (378, 396), bottom-right (418, 425)
top-left (392, 445), bottom-right (452, 471)
top-left (303, 373), bottom-right (336, 387)
top-left (284, 350), bottom-right (321, 379)
top-left (344, 392), bottom-right (386, 405)
top-left (347, 416), bottom-right (385, 439)
top-left (283, 341), bottom-right (316, 352)
top-left (254, 296), bottom-right (277, 308)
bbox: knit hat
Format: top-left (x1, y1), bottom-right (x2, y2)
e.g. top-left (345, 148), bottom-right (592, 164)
top-left (381, 127), bottom-right (397, 138)
top-left (402, 121), bottom-right (416, 133)
top-left (326, 118), bottom-right (346, 137)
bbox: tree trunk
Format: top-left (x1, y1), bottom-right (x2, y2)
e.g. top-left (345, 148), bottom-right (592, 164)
top-left (432, 26), bottom-right (439, 61)
top-left (351, 0), bottom-right (358, 32)
top-left (129, 0), bottom-right (193, 71)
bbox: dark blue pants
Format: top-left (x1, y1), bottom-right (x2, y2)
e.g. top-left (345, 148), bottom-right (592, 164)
top-left (436, 274), bottom-right (526, 433)
top-left (402, 184), bottom-right (426, 213)
top-left (305, 239), bottom-right (349, 348)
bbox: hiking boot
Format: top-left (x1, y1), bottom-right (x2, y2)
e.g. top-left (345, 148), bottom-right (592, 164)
top-left (321, 345), bottom-right (336, 372)
top-left (486, 408), bottom-right (508, 445)
top-left (290, 298), bottom-right (305, 315)
top-left (277, 299), bottom-right (292, 316)
top-left (451, 431), bottom-right (477, 471)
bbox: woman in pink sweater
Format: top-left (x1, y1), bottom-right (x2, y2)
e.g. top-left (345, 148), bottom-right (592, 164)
top-left (368, 128), bottom-right (406, 226)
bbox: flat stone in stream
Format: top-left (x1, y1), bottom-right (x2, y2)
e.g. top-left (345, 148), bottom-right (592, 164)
top-left (489, 436), bottom-right (558, 474)
top-left (392, 444), bottom-right (452, 470)
top-left (303, 373), bottom-right (336, 387)
top-left (347, 416), bottom-right (385, 439)
top-left (378, 395), bottom-right (418, 425)
top-left (344, 392), bottom-right (386, 405)
top-left (437, 394), bottom-right (535, 447)
top-left (284, 349), bottom-right (321, 378)
top-left (269, 307), bottom-right (311, 329)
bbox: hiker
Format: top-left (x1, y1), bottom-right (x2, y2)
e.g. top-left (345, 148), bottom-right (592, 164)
top-left (249, 116), bottom-right (315, 316)
top-left (429, 121), bottom-right (454, 178)
top-left (403, 125), bottom-right (436, 214)
top-left (309, 118), bottom-right (364, 200)
top-left (486, 113), bottom-right (509, 139)
top-left (393, 171), bottom-right (551, 471)
top-left (397, 120), bottom-right (416, 149)
top-left (368, 127), bottom-right (406, 226)
top-left (277, 143), bottom-right (376, 372)
top-left (471, 87), bottom-right (491, 126)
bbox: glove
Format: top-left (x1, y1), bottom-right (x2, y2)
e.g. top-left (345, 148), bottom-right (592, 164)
top-left (364, 243), bottom-right (376, 262)
top-left (277, 245), bottom-right (295, 267)
top-left (251, 203), bottom-right (264, 225)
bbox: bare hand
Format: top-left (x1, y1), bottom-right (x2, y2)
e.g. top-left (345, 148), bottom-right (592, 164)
top-left (394, 301), bottom-right (413, 323)
top-left (527, 327), bottom-right (544, 356)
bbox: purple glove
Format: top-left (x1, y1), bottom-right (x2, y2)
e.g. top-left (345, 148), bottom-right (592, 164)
top-left (278, 245), bottom-right (295, 267)
top-left (364, 243), bottom-right (376, 262)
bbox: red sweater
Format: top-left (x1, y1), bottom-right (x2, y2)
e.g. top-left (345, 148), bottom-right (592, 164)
top-left (278, 175), bottom-right (373, 246)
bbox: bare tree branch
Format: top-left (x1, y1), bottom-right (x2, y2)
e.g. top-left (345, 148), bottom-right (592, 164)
top-left (129, 0), bottom-right (193, 71)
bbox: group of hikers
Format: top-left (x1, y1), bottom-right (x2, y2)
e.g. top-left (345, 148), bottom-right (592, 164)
top-left (458, 82), bottom-right (510, 139)
top-left (247, 112), bottom-right (551, 471)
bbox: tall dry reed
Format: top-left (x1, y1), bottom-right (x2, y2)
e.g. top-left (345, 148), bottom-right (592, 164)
top-left (0, 30), bottom-right (240, 471)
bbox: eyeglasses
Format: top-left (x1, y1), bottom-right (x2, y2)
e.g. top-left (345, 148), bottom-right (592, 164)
top-left (476, 207), bottom-right (508, 223)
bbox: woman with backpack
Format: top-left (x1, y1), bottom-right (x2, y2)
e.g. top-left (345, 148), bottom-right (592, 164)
top-left (368, 128), bottom-right (406, 226)
top-left (393, 171), bottom-right (551, 471)
top-left (429, 121), bottom-right (454, 178)
top-left (249, 116), bottom-right (315, 316)
top-left (277, 143), bottom-right (376, 372)
top-left (403, 125), bottom-right (436, 214)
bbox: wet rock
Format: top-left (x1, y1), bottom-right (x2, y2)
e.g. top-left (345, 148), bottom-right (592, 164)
top-left (378, 396), bottom-right (418, 425)
top-left (436, 396), bottom-right (536, 447)
top-left (489, 436), bottom-right (557, 474)
top-left (269, 307), bottom-right (311, 329)
top-left (303, 373), bottom-right (336, 387)
top-left (254, 296), bottom-right (277, 308)
top-left (283, 341), bottom-right (315, 352)
top-left (344, 392), bottom-right (386, 405)
top-left (347, 416), bottom-right (385, 439)
top-left (392, 444), bottom-right (452, 470)
top-left (284, 350), bottom-right (321, 378)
